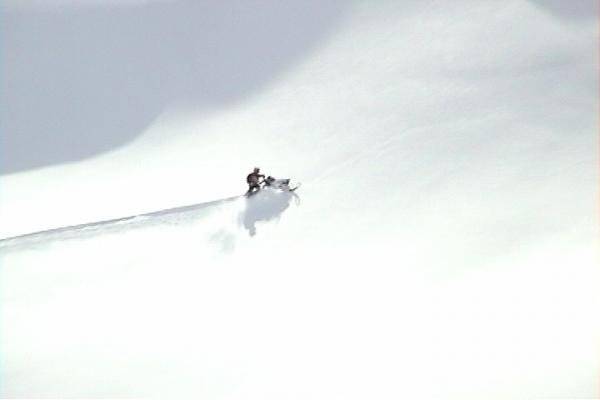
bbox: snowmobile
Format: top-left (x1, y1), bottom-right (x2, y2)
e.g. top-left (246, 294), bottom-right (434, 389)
top-left (263, 176), bottom-right (300, 192)
top-left (245, 166), bottom-right (301, 197)
top-left (245, 176), bottom-right (300, 197)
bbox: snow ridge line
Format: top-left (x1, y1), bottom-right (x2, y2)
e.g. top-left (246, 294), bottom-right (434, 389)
top-left (0, 195), bottom-right (241, 245)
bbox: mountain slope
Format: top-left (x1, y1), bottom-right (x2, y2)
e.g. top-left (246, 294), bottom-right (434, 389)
top-left (0, 1), bottom-right (598, 398)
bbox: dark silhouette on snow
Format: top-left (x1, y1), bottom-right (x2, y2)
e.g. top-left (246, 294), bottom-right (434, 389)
top-left (246, 167), bottom-right (265, 196)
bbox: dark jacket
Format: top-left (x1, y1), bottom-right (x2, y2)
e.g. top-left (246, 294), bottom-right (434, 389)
top-left (246, 172), bottom-right (264, 184)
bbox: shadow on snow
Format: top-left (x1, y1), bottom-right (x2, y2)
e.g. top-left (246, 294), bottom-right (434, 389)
top-left (239, 188), bottom-right (300, 237)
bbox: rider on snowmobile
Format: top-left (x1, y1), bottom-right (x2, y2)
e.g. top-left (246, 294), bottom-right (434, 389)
top-left (246, 167), bottom-right (265, 195)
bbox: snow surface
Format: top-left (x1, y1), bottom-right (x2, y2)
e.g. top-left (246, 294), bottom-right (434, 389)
top-left (1, 0), bottom-right (599, 398)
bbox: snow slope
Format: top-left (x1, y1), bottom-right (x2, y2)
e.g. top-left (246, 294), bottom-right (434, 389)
top-left (1, 1), bottom-right (598, 398)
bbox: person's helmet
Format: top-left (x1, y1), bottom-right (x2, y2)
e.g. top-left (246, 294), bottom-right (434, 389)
top-left (253, 167), bottom-right (260, 173)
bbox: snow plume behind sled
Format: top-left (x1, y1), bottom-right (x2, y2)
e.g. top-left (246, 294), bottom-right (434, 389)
top-left (0, 188), bottom-right (295, 252)
top-left (240, 187), bottom-right (300, 237)
top-left (0, 188), bottom-right (301, 255)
